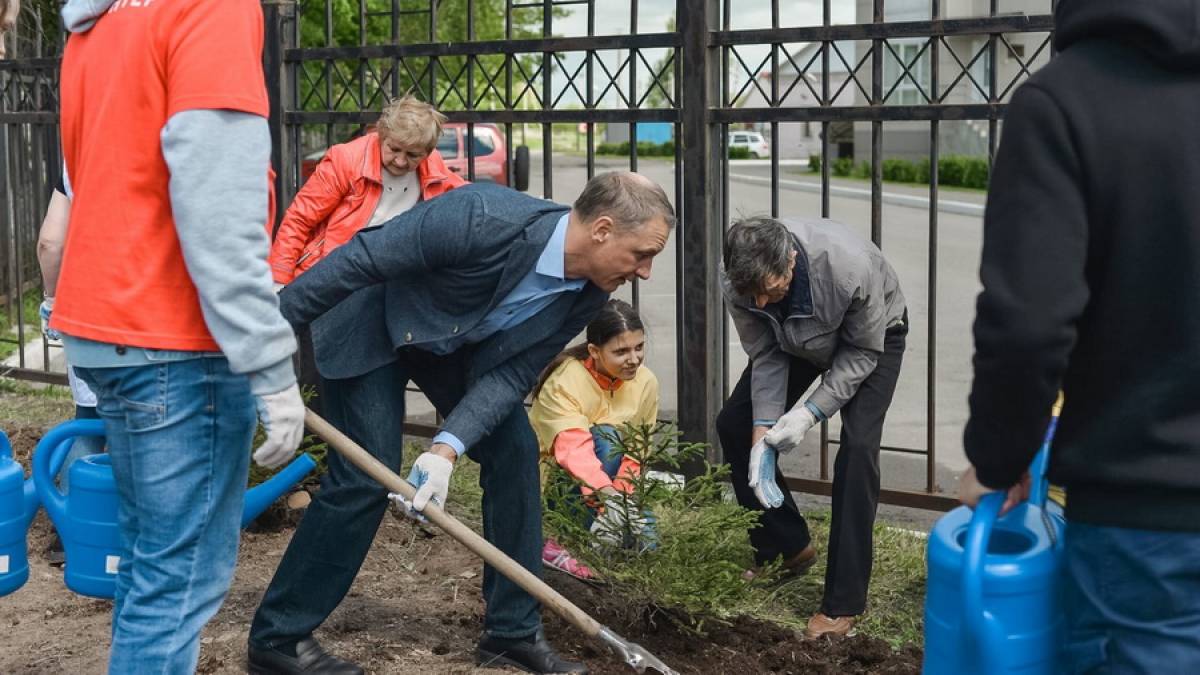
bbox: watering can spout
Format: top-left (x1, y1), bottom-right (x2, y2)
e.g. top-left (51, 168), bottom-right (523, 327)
top-left (242, 453), bottom-right (317, 527)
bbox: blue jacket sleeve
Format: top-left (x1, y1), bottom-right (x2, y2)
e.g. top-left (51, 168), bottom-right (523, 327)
top-left (440, 289), bottom-right (608, 453)
top-left (278, 189), bottom-right (484, 327)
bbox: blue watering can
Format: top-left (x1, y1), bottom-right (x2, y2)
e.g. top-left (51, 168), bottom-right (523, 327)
top-left (924, 409), bottom-right (1066, 675)
top-left (0, 430), bottom-right (39, 596)
top-left (33, 418), bottom-right (317, 599)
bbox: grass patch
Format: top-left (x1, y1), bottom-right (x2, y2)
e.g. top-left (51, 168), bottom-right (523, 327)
top-left (538, 424), bottom-right (928, 647)
top-left (0, 376), bottom-right (72, 399)
top-left (745, 511), bottom-right (927, 648)
top-left (315, 430), bottom-right (927, 649)
top-left (0, 288), bottom-right (48, 362)
top-left (395, 440), bottom-right (486, 530)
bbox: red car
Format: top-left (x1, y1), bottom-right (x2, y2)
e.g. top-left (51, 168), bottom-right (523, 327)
top-left (300, 122), bottom-right (529, 192)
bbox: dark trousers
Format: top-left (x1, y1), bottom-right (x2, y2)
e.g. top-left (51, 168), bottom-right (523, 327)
top-left (1061, 522), bottom-right (1200, 673)
top-left (716, 325), bottom-right (905, 617)
top-left (294, 324), bottom-right (325, 416)
top-left (249, 348), bottom-right (545, 648)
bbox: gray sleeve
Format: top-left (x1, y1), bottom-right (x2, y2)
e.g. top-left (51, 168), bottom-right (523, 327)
top-left (723, 276), bottom-right (788, 423)
top-left (807, 272), bottom-right (886, 417)
top-left (161, 109), bottom-right (297, 395)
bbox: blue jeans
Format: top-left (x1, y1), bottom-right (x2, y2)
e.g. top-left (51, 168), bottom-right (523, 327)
top-left (75, 357), bottom-right (255, 675)
top-left (55, 404), bottom-right (104, 493)
top-left (251, 349), bottom-right (544, 648)
top-left (1061, 521), bottom-right (1200, 673)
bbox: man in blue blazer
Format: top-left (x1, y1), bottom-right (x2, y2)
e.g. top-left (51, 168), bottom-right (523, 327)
top-left (248, 173), bottom-right (675, 675)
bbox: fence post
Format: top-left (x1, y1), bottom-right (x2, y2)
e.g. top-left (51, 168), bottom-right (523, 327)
top-left (676, 0), bottom-right (725, 461)
top-left (262, 0), bottom-right (292, 240)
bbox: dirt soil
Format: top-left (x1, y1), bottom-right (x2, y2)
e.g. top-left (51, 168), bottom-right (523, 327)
top-left (2, 416), bottom-right (921, 674)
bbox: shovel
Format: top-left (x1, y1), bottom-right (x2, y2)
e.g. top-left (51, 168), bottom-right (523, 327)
top-left (304, 409), bottom-right (679, 675)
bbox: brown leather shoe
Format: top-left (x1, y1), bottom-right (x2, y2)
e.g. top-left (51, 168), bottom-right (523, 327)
top-left (804, 612), bottom-right (857, 639)
top-left (742, 544), bottom-right (818, 581)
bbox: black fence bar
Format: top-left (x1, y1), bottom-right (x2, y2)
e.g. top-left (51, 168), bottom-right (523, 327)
top-left (677, 0), bottom-right (723, 454)
top-left (263, 0), bottom-right (289, 238)
top-left (714, 103), bottom-right (1011, 123)
top-left (286, 108), bottom-right (680, 124)
top-left (0, 366), bottom-right (66, 387)
top-left (712, 14), bottom-right (1055, 46)
top-left (285, 32), bottom-right (681, 61)
top-left (927, 0), bottom-right (942, 495)
top-left (784, 476), bottom-right (958, 512)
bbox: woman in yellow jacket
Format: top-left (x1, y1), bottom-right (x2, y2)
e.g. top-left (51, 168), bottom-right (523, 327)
top-left (529, 299), bottom-right (659, 580)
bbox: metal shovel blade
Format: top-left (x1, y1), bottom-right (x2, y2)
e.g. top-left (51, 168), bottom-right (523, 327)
top-left (598, 626), bottom-right (680, 675)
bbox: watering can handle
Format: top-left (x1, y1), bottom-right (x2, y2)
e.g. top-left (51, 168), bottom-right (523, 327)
top-left (963, 491), bottom-right (1005, 675)
top-left (32, 419), bottom-right (107, 523)
top-left (0, 430), bottom-right (11, 459)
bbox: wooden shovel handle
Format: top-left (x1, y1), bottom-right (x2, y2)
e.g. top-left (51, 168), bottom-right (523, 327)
top-left (304, 408), bottom-right (604, 638)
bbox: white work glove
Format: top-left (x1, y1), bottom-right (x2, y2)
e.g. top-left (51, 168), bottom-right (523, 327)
top-left (406, 451), bottom-right (454, 513)
top-left (748, 439), bottom-right (786, 509)
top-left (764, 405), bottom-right (818, 455)
top-left (40, 296), bottom-right (62, 343)
top-left (591, 498), bottom-right (650, 547)
top-left (388, 491), bottom-right (427, 524)
top-left (253, 384), bottom-right (305, 469)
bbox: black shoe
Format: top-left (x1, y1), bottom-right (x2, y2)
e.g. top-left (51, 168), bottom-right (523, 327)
top-left (247, 636), bottom-right (364, 675)
top-left (46, 532), bottom-right (66, 567)
top-left (477, 631), bottom-right (588, 674)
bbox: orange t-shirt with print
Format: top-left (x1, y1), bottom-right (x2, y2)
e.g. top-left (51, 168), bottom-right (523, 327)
top-left (54, 0), bottom-right (270, 351)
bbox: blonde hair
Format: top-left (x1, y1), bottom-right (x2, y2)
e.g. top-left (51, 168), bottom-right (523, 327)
top-left (376, 95), bottom-right (446, 153)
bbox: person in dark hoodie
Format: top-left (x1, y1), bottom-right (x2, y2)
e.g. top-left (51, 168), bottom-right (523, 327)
top-left (958, 0), bottom-right (1200, 670)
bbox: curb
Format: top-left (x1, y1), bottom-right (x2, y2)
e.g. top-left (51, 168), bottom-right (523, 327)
top-left (728, 172), bottom-right (986, 217)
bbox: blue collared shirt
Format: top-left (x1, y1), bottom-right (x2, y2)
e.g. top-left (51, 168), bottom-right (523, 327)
top-left (432, 213), bottom-right (586, 455)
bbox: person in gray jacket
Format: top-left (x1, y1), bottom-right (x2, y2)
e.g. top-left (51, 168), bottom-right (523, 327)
top-left (248, 174), bottom-right (674, 675)
top-left (717, 215), bottom-right (906, 639)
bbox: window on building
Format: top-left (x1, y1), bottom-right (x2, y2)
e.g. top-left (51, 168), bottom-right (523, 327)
top-left (883, 39), bottom-right (931, 105)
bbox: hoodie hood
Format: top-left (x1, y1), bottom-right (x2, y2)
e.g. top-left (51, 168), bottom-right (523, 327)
top-left (62, 0), bottom-right (118, 33)
top-left (1055, 0), bottom-right (1200, 67)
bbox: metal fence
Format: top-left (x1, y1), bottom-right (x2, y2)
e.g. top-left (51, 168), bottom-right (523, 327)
top-left (0, 0), bottom-right (63, 386)
top-left (0, 0), bottom-right (1057, 510)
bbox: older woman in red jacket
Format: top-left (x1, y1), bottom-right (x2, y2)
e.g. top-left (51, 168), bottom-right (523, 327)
top-left (269, 95), bottom-right (466, 285)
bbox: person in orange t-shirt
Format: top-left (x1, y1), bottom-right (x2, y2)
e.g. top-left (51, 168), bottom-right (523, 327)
top-left (56, 0), bottom-right (304, 671)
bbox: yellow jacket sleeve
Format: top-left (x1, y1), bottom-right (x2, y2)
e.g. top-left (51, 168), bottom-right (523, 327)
top-left (528, 361), bottom-right (594, 455)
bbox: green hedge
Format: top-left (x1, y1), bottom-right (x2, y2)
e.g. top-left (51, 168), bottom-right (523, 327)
top-left (596, 140), bottom-right (675, 157)
top-left (596, 140), bottom-right (752, 159)
top-left (811, 154), bottom-right (989, 189)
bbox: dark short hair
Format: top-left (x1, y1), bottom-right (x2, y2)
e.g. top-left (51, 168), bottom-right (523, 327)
top-left (723, 216), bottom-right (794, 297)
top-left (532, 299), bottom-right (646, 399)
top-left (573, 171), bottom-right (676, 232)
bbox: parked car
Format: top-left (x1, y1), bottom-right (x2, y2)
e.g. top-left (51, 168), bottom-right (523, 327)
top-left (728, 130), bottom-right (770, 158)
top-left (437, 122), bottom-right (530, 191)
top-left (300, 122), bottom-right (530, 192)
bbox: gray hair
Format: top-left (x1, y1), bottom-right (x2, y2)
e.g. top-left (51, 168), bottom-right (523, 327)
top-left (572, 171), bottom-right (676, 232)
top-left (723, 216), bottom-right (794, 296)
top-left (377, 94), bottom-right (446, 153)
